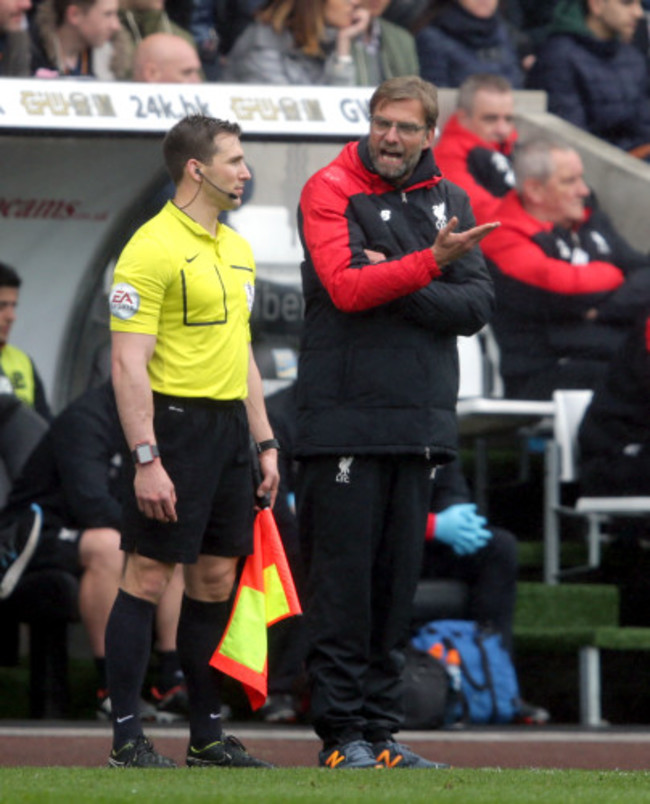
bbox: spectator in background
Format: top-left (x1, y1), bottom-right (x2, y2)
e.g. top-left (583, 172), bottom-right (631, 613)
top-left (422, 457), bottom-right (514, 649)
top-left (0, 396), bottom-right (47, 514)
top-left (413, 0), bottom-right (524, 88)
top-left (221, 0), bottom-right (370, 85)
top-left (526, 0), bottom-right (650, 156)
top-left (30, 0), bottom-right (131, 78)
top-left (435, 73), bottom-right (517, 224)
top-left (351, 0), bottom-right (419, 84)
top-left (421, 456), bottom-right (551, 724)
top-left (0, 263), bottom-right (51, 421)
top-left (0, 381), bottom-right (188, 721)
top-left (577, 308), bottom-right (650, 626)
top-left (578, 310), bottom-right (650, 498)
top-left (188, 0), bottom-right (264, 80)
top-left (119, 0), bottom-right (197, 56)
top-left (381, 0), bottom-right (428, 29)
top-left (132, 31), bottom-right (202, 81)
top-left (499, 0), bottom-right (562, 68)
top-left (0, 0), bottom-right (32, 75)
top-left (482, 135), bottom-right (650, 400)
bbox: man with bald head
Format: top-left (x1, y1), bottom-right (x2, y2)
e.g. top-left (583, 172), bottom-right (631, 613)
top-left (133, 32), bottom-right (201, 82)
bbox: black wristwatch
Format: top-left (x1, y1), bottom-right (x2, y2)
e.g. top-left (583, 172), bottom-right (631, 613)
top-left (256, 438), bottom-right (280, 454)
top-left (132, 441), bottom-right (160, 465)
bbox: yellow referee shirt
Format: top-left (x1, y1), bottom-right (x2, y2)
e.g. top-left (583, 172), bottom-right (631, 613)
top-left (109, 201), bottom-right (255, 400)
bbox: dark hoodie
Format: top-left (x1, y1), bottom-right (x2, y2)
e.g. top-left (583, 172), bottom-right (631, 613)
top-left (415, 1), bottom-right (524, 88)
top-left (526, 0), bottom-right (650, 151)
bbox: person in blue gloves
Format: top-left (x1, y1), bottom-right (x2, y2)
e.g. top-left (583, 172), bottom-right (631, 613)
top-left (420, 456), bottom-right (550, 723)
top-left (422, 456), bottom-right (517, 651)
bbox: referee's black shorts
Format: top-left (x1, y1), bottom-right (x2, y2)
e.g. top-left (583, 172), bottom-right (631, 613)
top-left (120, 393), bottom-right (254, 564)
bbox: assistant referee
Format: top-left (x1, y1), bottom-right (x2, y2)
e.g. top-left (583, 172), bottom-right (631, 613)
top-left (105, 115), bottom-right (279, 769)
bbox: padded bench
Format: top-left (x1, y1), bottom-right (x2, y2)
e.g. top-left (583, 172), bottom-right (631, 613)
top-left (514, 581), bottom-right (650, 726)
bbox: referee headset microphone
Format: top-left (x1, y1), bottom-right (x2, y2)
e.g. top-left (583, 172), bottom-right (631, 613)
top-left (195, 167), bottom-right (238, 200)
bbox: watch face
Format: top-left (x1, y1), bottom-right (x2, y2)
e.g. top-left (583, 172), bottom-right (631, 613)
top-left (135, 443), bottom-right (155, 463)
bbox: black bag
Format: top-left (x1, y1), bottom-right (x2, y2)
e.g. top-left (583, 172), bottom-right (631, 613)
top-left (401, 644), bottom-right (450, 729)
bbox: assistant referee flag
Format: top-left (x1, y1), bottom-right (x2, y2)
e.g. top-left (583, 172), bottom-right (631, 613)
top-left (210, 506), bottom-right (302, 710)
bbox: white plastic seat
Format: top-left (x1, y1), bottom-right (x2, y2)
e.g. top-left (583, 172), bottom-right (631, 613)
top-left (543, 389), bottom-right (650, 583)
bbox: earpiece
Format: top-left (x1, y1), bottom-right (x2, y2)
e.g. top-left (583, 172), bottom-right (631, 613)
top-left (193, 166), bottom-right (238, 200)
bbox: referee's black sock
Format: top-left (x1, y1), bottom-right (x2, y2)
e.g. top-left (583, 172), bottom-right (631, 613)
top-left (105, 589), bottom-right (155, 749)
top-left (176, 594), bottom-right (231, 749)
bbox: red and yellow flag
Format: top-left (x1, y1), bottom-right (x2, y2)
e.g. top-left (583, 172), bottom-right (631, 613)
top-left (210, 507), bottom-right (302, 710)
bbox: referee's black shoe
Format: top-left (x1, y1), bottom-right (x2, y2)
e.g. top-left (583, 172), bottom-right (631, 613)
top-left (108, 736), bottom-right (177, 768)
top-left (187, 735), bottom-right (275, 768)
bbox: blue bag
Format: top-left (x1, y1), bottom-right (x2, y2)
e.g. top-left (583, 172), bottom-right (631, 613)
top-left (411, 620), bottom-right (520, 725)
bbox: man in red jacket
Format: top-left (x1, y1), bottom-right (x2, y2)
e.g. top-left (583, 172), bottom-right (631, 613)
top-left (435, 73), bottom-right (517, 224)
top-left (482, 134), bottom-right (650, 400)
top-left (296, 76), bottom-right (498, 770)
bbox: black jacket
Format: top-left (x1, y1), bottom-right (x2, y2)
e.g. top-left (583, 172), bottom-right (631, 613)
top-left (482, 191), bottom-right (650, 385)
top-left (295, 138), bottom-right (494, 460)
top-left (2, 382), bottom-right (125, 531)
top-left (579, 311), bottom-right (650, 474)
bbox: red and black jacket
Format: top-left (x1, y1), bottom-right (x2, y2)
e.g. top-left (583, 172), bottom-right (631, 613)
top-left (482, 190), bottom-right (650, 387)
top-left (435, 113), bottom-right (516, 225)
top-left (295, 138), bottom-right (494, 460)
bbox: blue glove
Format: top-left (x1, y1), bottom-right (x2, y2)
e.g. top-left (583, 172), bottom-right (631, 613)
top-left (434, 503), bottom-right (493, 556)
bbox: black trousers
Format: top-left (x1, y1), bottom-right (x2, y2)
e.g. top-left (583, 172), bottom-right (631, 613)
top-left (298, 454), bottom-right (433, 747)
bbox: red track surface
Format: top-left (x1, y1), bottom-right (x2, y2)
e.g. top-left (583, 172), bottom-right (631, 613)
top-left (1, 724), bottom-right (650, 770)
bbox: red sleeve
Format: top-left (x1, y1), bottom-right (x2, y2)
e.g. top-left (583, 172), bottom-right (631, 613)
top-left (483, 226), bottom-right (625, 295)
top-left (425, 512), bottom-right (436, 541)
top-left (300, 170), bottom-right (442, 313)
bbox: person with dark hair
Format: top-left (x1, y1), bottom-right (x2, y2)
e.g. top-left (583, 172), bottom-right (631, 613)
top-left (221, 0), bottom-right (370, 85)
top-left (0, 0), bottom-right (32, 75)
top-left (526, 0), bottom-right (650, 155)
top-left (0, 381), bottom-right (187, 722)
top-left (186, 0), bottom-right (264, 81)
top-left (435, 72), bottom-right (517, 224)
top-left (104, 114), bottom-right (279, 769)
top-left (414, 0), bottom-right (524, 88)
top-left (261, 381), bottom-right (549, 726)
top-left (482, 135), bottom-right (650, 400)
top-left (0, 263), bottom-right (51, 421)
top-left (295, 75), bottom-right (497, 768)
top-left (30, 0), bottom-right (131, 78)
